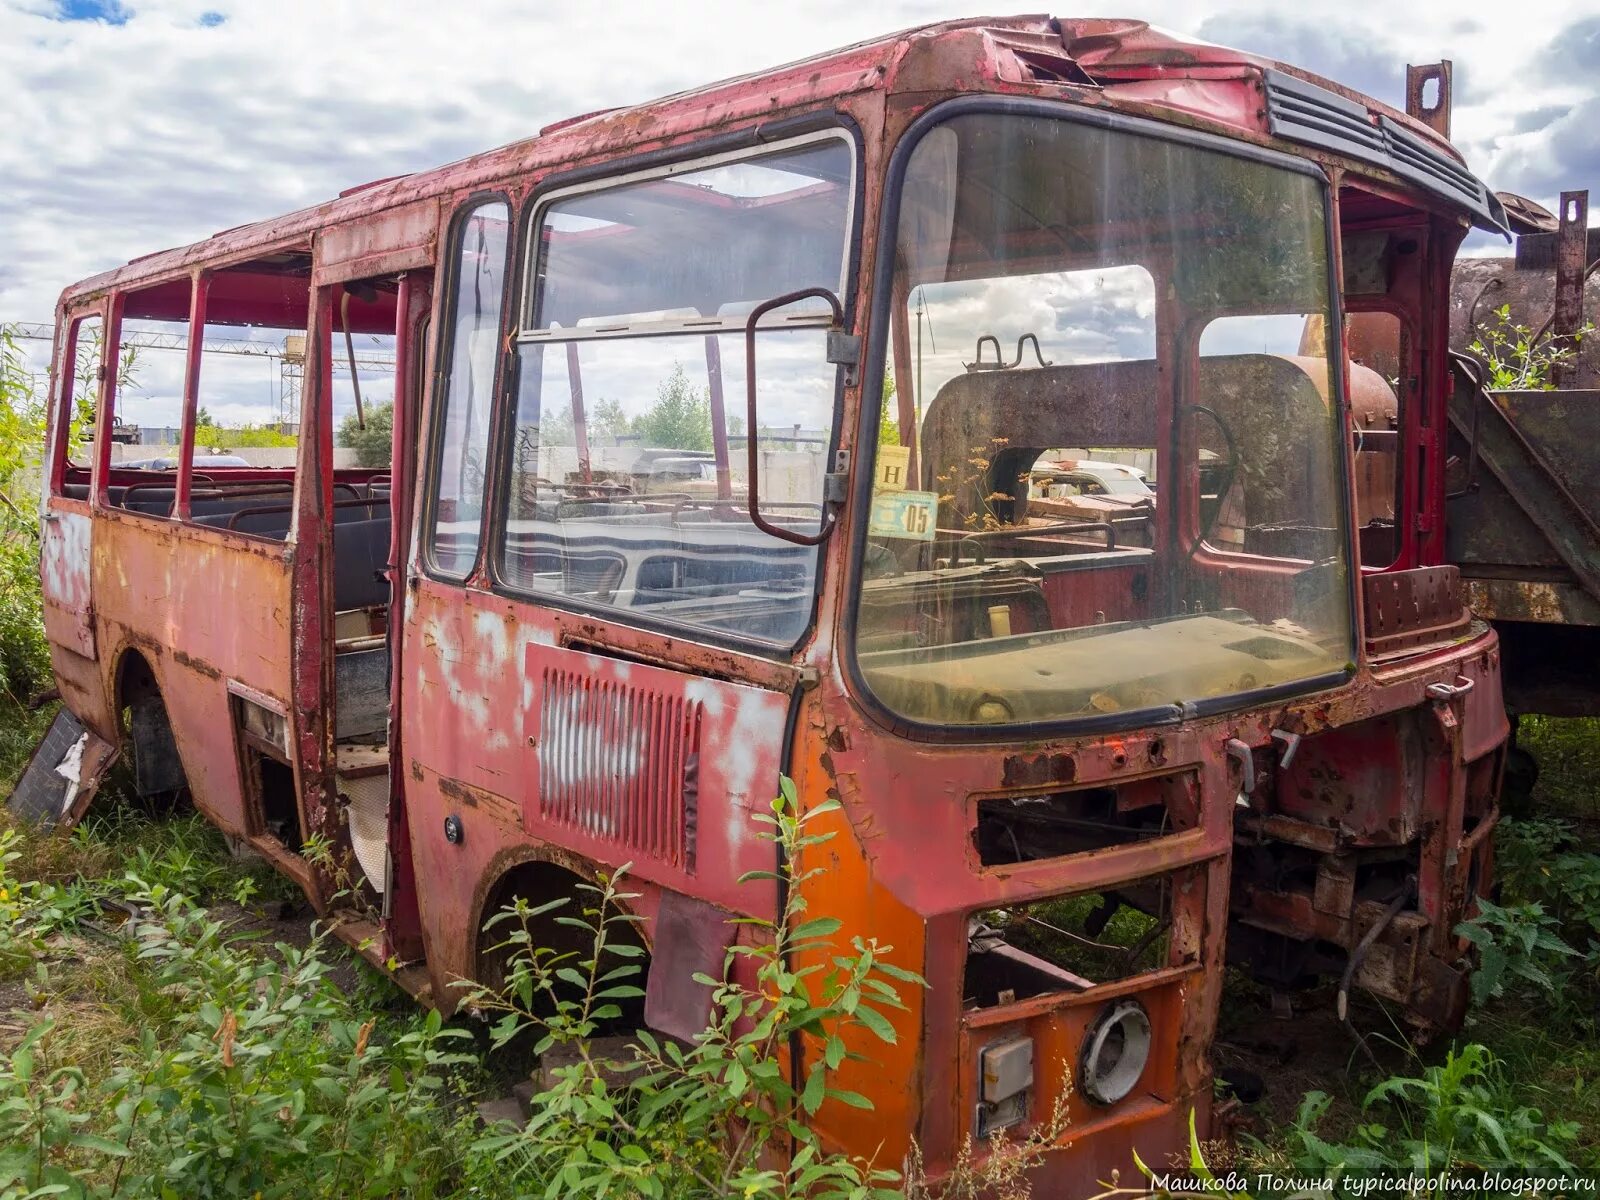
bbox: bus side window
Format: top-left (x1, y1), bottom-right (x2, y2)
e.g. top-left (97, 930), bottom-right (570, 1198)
top-left (424, 200), bottom-right (511, 578)
top-left (52, 314), bottom-right (104, 497)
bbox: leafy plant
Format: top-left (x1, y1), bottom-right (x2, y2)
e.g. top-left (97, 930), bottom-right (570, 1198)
top-left (0, 325), bottom-right (50, 701)
top-left (462, 779), bottom-right (918, 1199)
top-left (1455, 896), bottom-right (1579, 1004)
top-left (1468, 304), bottom-right (1595, 391)
top-left (0, 1020), bottom-right (128, 1199)
top-left (1493, 817), bottom-right (1600, 946)
top-left (0, 879), bottom-right (474, 1199)
top-left (1275, 1044), bottom-right (1580, 1186)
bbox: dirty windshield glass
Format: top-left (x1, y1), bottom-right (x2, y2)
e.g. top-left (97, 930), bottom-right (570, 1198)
top-left (856, 111), bottom-right (1353, 729)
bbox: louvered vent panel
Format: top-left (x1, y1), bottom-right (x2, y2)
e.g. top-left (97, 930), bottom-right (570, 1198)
top-left (536, 666), bottom-right (702, 870)
top-left (1264, 69), bottom-right (1387, 164)
top-left (1263, 69), bottom-right (1508, 235)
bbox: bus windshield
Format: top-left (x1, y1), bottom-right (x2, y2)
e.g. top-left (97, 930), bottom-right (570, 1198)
top-left (856, 109), bottom-right (1354, 730)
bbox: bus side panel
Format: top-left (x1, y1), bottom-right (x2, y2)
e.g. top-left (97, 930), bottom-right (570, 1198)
top-left (91, 513), bottom-right (294, 835)
top-left (399, 580), bottom-right (788, 998)
top-left (40, 501), bottom-right (95, 659)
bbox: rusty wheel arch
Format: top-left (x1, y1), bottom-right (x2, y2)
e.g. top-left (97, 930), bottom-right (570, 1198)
top-left (107, 644), bottom-right (190, 804)
top-left (112, 645), bottom-right (162, 720)
top-left (469, 845), bottom-right (655, 994)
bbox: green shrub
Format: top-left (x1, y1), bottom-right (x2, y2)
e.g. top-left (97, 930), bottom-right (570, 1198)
top-left (462, 780), bottom-right (916, 1199)
top-left (0, 325), bottom-right (50, 703)
top-left (1274, 1044), bottom-right (1580, 1186)
top-left (0, 879), bottom-right (473, 1199)
top-left (0, 537), bottom-right (49, 703)
top-left (193, 422), bottom-right (298, 450)
top-left (1455, 896), bottom-right (1580, 1005)
top-left (337, 402), bottom-right (393, 467)
top-left (1495, 816), bottom-right (1600, 942)
top-left (1468, 305), bottom-right (1595, 391)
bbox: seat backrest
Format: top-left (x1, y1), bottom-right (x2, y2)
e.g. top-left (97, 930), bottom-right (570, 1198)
top-left (333, 517), bottom-right (393, 611)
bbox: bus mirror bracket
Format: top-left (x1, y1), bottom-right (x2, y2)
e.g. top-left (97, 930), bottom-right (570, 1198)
top-left (826, 329), bottom-right (861, 385)
top-left (744, 287), bottom-right (849, 547)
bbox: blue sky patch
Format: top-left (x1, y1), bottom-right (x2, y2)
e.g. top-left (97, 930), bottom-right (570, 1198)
top-left (56, 0), bottom-right (132, 24)
top-left (198, 10), bottom-right (225, 26)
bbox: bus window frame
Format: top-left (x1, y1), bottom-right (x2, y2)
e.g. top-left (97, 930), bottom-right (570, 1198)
top-left (844, 94), bottom-right (1360, 745)
top-left (90, 291), bottom-right (126, 510)
top-left (481, 116), bottom-right (867, 659)
top-left (417, 190), bottom-right (516, 584)
top-left (49, 305), bottom-right (107, 499)
top-left (1340, 302), bottom-right (1412, 571)
top-left (90, 275), bottom-right (201, 525)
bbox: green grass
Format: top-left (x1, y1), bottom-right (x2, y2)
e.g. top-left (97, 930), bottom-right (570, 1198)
top-left (1519, 715), bottom-right (1600, 818)
top-left (0, 698), bottom-right (53, 794)
top-left (1237, 717), bottom-right (1600, 1175)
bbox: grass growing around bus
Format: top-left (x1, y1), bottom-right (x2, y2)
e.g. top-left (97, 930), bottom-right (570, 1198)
top-left (6, 316), bottom-right (1600, 1194)
top-left (0, 772), bottom-right (1096, 1200)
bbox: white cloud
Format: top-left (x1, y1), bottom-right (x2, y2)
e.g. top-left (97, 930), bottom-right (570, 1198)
top-left (4, 0), bottom-right (1599, 422)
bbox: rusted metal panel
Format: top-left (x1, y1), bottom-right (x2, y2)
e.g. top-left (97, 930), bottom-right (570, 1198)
top-left (1552, 190), bottom-right (1588, 389)
top-left (39, 502), bottom-right (94, 658)
top-left (529, 658), bottom-right (703, 870)
top-left (1462, 576), bottom-right (1600, 626)
top-left (90, 514), bottom-right (295, 838)
top-left (642, 890), bottom-right (737, 1041)
top-left (1446, 380), bottom-right (1600, 608)
top-left (1492, 390), bottom-right (1600, 519)
top-left (521, 641), bottom-right (786, 909)
top-left (1363, 566), bottom-right (1471, 658)
top-left (1456, 641), bottom-right (1509, 765)
top-left (1403, 61), bottom-right (1451, 139)
top-left (314, 198), bottom-right (441, 286)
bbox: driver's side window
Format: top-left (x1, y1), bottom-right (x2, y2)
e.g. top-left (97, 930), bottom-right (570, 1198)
top-left (494, 135), bottom-right (857, 647)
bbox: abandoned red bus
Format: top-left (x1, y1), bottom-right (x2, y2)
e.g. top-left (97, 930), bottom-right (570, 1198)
top-left (16, 16), bottom-right (1511, 1183)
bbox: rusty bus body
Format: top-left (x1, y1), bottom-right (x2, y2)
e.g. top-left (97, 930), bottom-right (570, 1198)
top-left (18, 18), bottom-right (1510, 1184)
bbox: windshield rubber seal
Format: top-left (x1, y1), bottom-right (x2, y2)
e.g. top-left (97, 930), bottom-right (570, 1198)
top-left (842, 93), bottom-right (1358, 745)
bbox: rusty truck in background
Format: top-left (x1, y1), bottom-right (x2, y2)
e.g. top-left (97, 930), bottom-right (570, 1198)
top-left (1447, 191), bottom-right (1600, 757)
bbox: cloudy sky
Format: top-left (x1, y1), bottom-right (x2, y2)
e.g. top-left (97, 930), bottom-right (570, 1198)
top-left (4, 0), bottom-right (1598, 425)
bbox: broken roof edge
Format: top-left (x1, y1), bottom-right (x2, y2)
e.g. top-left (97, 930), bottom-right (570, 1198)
top-left (58, 13), bottom-right (1476, 306)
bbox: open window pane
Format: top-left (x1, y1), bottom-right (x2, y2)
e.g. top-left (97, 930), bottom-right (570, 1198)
top-left (526, 139), bottom-right (853, 336)
top-left (427, 201), bottom-right (509, 578)
top-left (498, 137), bottom-right (856, 646)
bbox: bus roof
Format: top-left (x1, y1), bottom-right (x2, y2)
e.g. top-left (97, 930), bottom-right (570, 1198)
top-left (59, 14), bottom-right (1487, 307)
